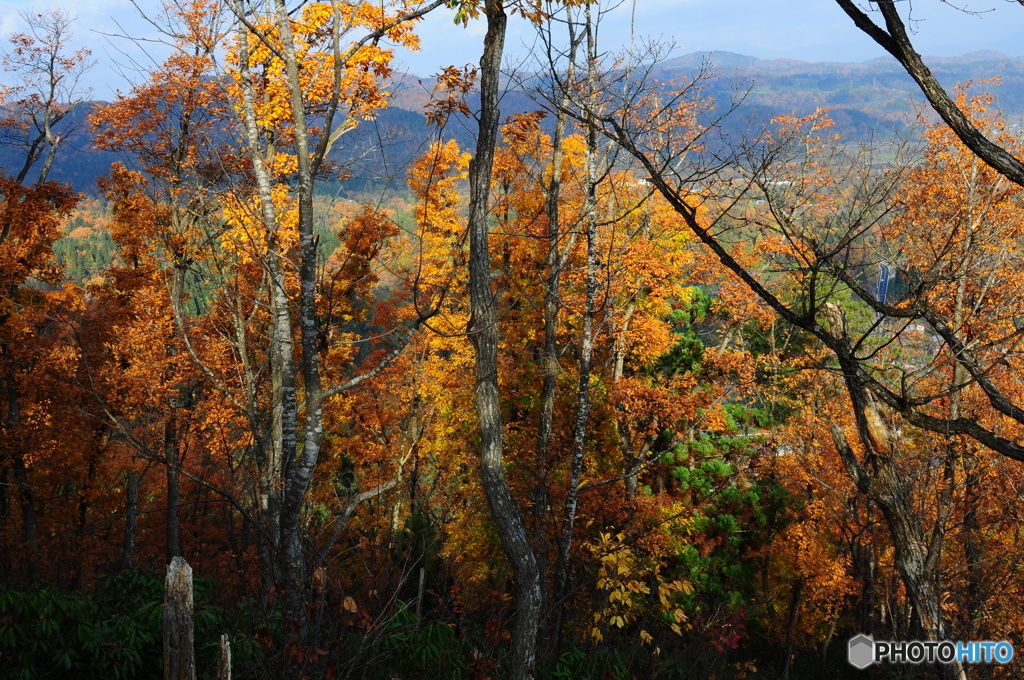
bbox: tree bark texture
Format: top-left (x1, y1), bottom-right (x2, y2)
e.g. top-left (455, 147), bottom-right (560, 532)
top-left (268, 0), bottom-right (326, 645)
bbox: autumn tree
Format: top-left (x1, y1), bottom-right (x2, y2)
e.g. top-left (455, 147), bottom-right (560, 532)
top-left (89, 0), bottom-right (234, 566)
top-left (740, 105), bottom-right (1024, 679)
top-left (582, 23), bottom-right (1024, 666)
top-left (216, 0), bottom-right (456, 669)
top-left (876, 91), bottom-right (1024, 649)
top-left (0, 11), bottom-right (89, 581)
top-left (456, 0), bottom-right (547, 676)
top-left (89, 5), bottom-right (454, 675)
top-left (395, 6), bottom-right (764, 675)
top-left (0, 180), bottom-right (78, 581)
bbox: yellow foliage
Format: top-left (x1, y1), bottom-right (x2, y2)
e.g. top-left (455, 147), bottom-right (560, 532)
top-left (585, 530), bottom-right (692, 648)
top-left (220, 184), bottom-right (299, 262)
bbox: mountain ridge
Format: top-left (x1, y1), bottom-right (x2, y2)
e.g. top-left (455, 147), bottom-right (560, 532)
top-left (7, 51), bottom-right (1024, 194)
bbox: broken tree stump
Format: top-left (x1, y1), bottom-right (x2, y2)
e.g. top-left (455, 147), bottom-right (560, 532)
top-left (216, 633), bottom-right (231, 680)
top-left (163, 556), bottom-right (196, 680)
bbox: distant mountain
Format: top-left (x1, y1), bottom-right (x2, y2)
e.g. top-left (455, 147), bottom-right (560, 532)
top-left (0, 102), bottom-right (122, 192)
top-left (6, 52), bottom-right (1024, 195)
top-left (660, 50), bottom-right (764, 70)
top-left (652, 50), bottom-right (1024, 142)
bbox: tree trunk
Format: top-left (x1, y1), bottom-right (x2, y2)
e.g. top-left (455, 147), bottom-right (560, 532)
top-left (73, 453), bottom-right (98, 589)
top-left (12, 453), bottom-right (40, 582)
top-left (123, 469), bottom-right (139, 569)
top-left (467, 3), bottom-right (541, 678)
top-left (0, 463), bottom-right (8, 578)
top-left (4, 369), bottom-right (39, 581)
top-left (830, 399), bottom-right (966, 680)
top-left (780, 579), bottom-right (803, 680)
top-left (227, 0), bottom-right (293, 621)
top-left (166, 417), bottom-right (182, 561)
top-left (850, 500), bottom-right (876, 635)
top-left (532, 47), bottom-right (573, 633)
top-left (268, 0), bottom-right (325, 650)
top-left (553, 7), bottom-right (600, 648)
top-left (962, 451), bottom-right (983, 637)
top-left (226, 0), bottom-right (443, 668)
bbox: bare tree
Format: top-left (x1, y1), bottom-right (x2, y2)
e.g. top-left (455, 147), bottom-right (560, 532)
top-left (0, 10), bottom-right (93, 184)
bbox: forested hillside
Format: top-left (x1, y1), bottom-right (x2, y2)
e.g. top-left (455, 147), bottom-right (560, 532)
top-left (3, 3), bottom-right (1024, 680)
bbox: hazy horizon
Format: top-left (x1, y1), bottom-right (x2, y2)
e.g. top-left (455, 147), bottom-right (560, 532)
top-left (1, 0), bottom-right (1023, 99)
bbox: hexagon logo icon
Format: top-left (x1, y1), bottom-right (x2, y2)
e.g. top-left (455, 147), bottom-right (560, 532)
top-left (848, 634), bottom-right (875, 669)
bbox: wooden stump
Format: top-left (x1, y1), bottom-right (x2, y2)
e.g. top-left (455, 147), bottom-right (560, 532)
top-left (216, 633), bottom-right (231, 680)
top-left (163, 556), bottom-right (196, 680)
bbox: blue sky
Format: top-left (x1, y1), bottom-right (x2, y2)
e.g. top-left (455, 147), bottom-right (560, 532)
top-left (1, 0), bottom-right (1023, 99)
